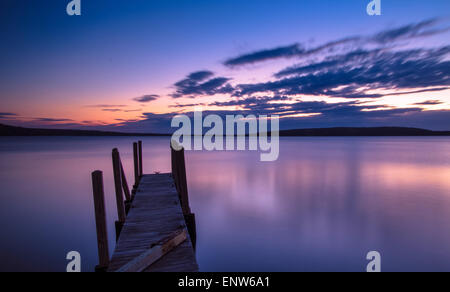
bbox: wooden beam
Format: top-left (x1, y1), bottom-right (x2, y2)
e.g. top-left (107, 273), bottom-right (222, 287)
top-left (170, 142), bottom-right (196, 244)
top-left (115, 229), bottom-right (187, 272)
top-left (91, 171), bottom-right (110, 271)
top-left (133, 142), bottom-right (139, 189)
top-left (171, 145), bottom-right (191, 215)
top-left (112, 149), bottom-right (126, 239)
top-left (184, 213), bottom-right (197, 250)
top-left (120, 161), bottom-right (131, 202)
top-left (138, 141), bottom-right (143, 177)
top-left (171, 142), bottom-right (178, 187)
top-left (178, 148), bottom-right (191, 215)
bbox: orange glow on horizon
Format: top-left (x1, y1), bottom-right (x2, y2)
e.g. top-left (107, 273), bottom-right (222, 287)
top-left (3, 82), bottom-right (449, 128)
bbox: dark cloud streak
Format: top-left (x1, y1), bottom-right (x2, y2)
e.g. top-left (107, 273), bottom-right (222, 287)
top-left (224, 19), bottom-right (447, 67)
top-left (133, 94), bottom-right (160, 103)
top-left (0, 112), bottom-right (17, 119)
top-left (414, 100), bottom-right (444, 105)
top-left (171, 71), bottom-right (234, 98)
top-left (33, 118), bottom-right (74, 122)
top-left (224, 44), bottom-right (304, 67)
top-left (85, 104), bottom-right (127, 108)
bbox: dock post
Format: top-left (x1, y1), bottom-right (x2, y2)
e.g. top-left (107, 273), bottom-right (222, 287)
top-left (171, 145), bottom-right (179, 202)
top-left (138, 141), bottom-right (143, 178)
top-left (171, 146), bottom-right (191, 215)
top-left (171, 143), bottom-right (178, 187)
top-left (171, 143), bottom-right (196, 247)
top-left (133, 142), bottom-right (139, 192)
top-left (112, 148), bottom-right (126, 241)
top-left (91, 171), bottom-right (110, 272)
top-left (185, 213), bottom-right (196, 249)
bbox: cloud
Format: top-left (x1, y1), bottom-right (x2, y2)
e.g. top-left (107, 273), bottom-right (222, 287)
top-left (224, 19), bottom-right (448, 67)
top-left (0, 112), bottom-right (17, 119)
top-left (171, 71), bottom-right (234, 98)
top-left (109, 99), bottom-right (450, 133)
top-left (82, 19), bottom-right (450, 132)
top-left (414, 100), bottom-right (444, 105)
top-left (234, 46), bottom-right (450, 98)
top-left (85, 104), bottom-right (128, 108)
top-left (224, 44), bottom-right (305, 67)
top-left (133, 94), bottom-right (160, 103)
top-left (224, 38), bottom-right (363, 67)
top-left (187, 71), bottom-right (215, 81)
top-left (169, 19), bottom-right (449, 102)
top-left (33, 118), bottom-right (74, 122)
top-left (275, 49), bottom-right (380, 77)
top-left (384, 87), bottom-right (450, 96)
top-left (210, 95), bottom-right (292, 111)
top-left (102, 108), bottom-right (143, 113)
top-left (208, 95), bottom-right (409, 118)
top-left (169, 103), bottom-right (206, 108)
top-left (372, 18), bottom-right (447, 43)
top-left (277, 109), bottom-right (450, 131)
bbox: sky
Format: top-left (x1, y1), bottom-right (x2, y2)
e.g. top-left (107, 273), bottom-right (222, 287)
top-left (0, 0), bottom-right (449, 132)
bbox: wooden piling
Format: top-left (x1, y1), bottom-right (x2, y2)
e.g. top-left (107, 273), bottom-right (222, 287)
top-left (112, 148), bottom-right (126, 240)
top-left (184, 213), bottom-right (197, 250)
top-left (138, 141), bottom-right (143, 177)
top-left (91, 171), bottom-right (110, 272)
top-left (170, 143), bottom-right (196, 247)
top-left (171, 145), bottom-right (191, 215)
top-left (133, 142), bottom-right (139, 190)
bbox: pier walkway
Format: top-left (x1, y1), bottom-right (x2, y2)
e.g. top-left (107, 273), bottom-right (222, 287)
top-left (91, 141), bottom-right (198, 272)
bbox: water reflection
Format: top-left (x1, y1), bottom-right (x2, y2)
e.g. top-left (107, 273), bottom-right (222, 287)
top-left (0, 137), bottom-right (449, 271)
top-left (189, 137), bottom-right (450, 271)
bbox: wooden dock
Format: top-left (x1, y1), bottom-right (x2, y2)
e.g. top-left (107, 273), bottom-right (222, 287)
top-left (91, 141), bottom-right (198, 272)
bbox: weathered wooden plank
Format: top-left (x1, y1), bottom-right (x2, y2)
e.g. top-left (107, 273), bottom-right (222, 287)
top-left (107, 173), bottom-right (198, 272)
top-left (116, 230), bottom-right (187, 272)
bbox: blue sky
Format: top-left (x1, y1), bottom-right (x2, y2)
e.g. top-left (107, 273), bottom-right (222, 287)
top-left (0, 0), bottom-right (449, 131)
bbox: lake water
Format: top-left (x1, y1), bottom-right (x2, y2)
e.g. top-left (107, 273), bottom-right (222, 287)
top-left (1, 136), bottom-right (450, 272)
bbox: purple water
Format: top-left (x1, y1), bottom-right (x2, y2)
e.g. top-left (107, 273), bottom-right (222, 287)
top-left (1, 136), bottom-right (450, 271)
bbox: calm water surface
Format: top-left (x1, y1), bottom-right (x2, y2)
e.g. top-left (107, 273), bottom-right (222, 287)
top-left (1, 136), bottom-right (450, 272)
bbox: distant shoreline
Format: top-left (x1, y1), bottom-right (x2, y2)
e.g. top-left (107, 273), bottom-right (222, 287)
top-left (277, 127), bottom-right (450, 136)
top-left (1, 123), bottom-right (449, 137)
